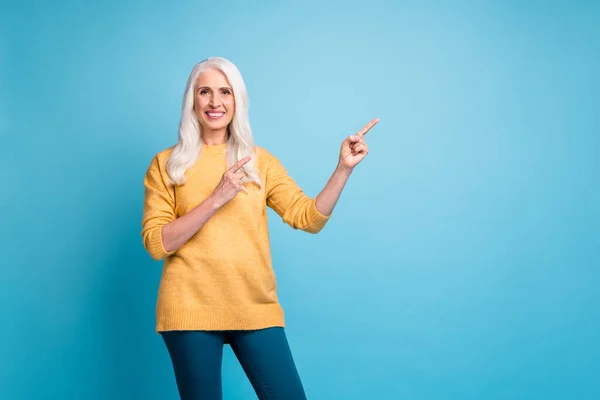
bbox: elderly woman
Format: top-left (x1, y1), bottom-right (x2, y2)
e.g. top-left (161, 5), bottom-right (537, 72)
top-left (141, 56), bottom-right (378, 400)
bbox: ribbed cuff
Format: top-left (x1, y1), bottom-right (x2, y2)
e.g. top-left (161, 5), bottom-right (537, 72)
top-left (306, 197), bottom-right (331, 233)
top-left (146, 226), bottom-right (174, 260)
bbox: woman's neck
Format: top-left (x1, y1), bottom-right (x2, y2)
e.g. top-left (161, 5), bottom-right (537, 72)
top-left (201, 130), bottom-right (229, 145)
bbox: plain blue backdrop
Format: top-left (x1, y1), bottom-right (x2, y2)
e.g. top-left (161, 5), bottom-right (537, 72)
top-left (2, 0), bottom-right (599, 399)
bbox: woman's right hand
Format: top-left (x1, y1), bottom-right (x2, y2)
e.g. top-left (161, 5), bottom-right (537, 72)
top-left (210, 156), bottom-right (252, 208)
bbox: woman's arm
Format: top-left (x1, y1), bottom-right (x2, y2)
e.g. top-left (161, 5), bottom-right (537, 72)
top-left (263, 118), bottom-right (377, 234)
top-left (142, 155), bottom-right (251, 260)
top-left (314, 165), bottom-right (353, 217)
top-left (160, 156), bottom-right (252, 253)
top-left (315, 118), bottom-right (379, 216)
top-left (160, 197), bottom-right (220, 253)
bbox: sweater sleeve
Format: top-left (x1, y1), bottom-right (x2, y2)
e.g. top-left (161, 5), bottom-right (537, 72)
top-left (264, 151), bottom-right (330, 234)
top-left (141, 155), bottom-right (177, 260)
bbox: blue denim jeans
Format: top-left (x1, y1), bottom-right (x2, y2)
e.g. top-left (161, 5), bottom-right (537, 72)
top-left (161, 327), bottom-right (308, 399)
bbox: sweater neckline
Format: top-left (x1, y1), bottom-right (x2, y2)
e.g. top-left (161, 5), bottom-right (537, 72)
top-left (202, 142), bottom-right (227, 155)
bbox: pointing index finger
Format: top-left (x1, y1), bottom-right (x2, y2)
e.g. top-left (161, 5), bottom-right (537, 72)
top-left (231, 155), bottom-right (252, 172)
top-left (357, 118), bottom-right (380, 137)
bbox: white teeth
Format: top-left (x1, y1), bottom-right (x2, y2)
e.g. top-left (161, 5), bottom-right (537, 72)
top-left (208, 112), bottom-right (224, 117)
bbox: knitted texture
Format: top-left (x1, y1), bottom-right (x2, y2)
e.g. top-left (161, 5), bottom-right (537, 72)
top-left (142, 143), bottom-right (330, 332)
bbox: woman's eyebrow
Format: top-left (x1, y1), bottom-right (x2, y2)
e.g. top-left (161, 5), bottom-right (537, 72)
top-left (196, 86), bottom-right (232, 90)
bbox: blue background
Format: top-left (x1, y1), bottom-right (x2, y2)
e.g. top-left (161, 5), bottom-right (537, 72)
top-left (2, 0), bottom-right (599, 399)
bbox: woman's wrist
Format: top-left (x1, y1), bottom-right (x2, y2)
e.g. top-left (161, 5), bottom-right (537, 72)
top-left (335, 162), bottom-right (354, 176)
top-left (205, 192), bottom-right (224, 211)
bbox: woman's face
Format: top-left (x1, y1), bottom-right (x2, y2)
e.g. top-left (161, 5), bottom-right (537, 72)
top-left (193, 68), bottom-right (235, 135)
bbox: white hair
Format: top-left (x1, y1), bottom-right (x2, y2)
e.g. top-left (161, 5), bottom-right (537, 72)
top-left (166, 57), bottom-right (262, 189)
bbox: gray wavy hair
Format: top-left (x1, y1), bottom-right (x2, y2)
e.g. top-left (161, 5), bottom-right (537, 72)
top-left (166, 57), bottom-right (261, 189)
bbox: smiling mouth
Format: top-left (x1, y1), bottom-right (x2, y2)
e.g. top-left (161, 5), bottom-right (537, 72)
top-left (206, 111), bottom-right (225, 120)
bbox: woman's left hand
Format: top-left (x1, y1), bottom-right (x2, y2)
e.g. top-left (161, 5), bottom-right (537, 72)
top-left (338, 118), bottom-right (379, 170)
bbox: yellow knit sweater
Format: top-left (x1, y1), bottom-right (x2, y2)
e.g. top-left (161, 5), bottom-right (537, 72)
top-left (141, 143), bottom-right (330, 332)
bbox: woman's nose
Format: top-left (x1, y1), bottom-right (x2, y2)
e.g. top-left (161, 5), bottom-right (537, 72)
top-left (210, 93), bottom-right (222, 107)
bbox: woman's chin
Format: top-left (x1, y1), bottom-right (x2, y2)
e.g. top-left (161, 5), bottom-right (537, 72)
top-left (201, 119), bottom-right (230, 132)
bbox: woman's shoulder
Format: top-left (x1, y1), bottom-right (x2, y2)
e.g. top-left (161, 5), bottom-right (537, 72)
top-left (145, 145), bottom-right (176, 173)
top-left (254, 146), bottom-right (290, 179)
top-left (254, 145), bottom-right (279, 163)
top-left (154, 145), bottom-right (176, 162)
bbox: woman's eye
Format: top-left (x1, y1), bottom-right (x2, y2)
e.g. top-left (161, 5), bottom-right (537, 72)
top-left (199, 89), bottom-right (209, 95)
top-left (221, 90), bottom-right (231, 95)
